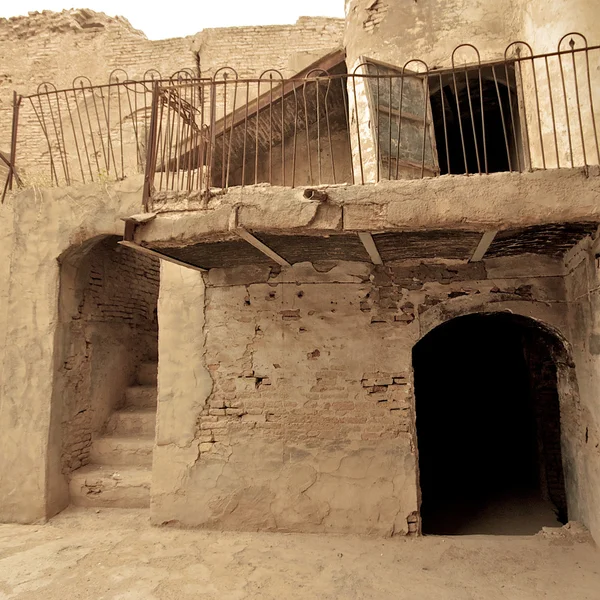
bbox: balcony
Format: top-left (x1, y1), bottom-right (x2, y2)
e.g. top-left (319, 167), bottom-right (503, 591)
top-left (3, 35), bottom-right (600, 269)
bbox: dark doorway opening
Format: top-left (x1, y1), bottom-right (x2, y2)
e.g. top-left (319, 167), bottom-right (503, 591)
top-left (429, 65), bottom-right (521, 175)
top-left (413, 313), bottom-right (568, 535)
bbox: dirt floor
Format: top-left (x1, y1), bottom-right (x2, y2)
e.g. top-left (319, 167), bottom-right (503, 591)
top-left (0, 508), bottom-right (599, 600)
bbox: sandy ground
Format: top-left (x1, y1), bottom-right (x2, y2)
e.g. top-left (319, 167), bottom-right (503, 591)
top-left (0, 508), bottom-right (599, 600)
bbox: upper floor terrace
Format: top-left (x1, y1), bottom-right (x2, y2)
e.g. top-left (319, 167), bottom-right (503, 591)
top-left (2, 33), bottom-right (600, 270)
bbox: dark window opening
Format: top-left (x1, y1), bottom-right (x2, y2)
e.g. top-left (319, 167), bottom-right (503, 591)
top-left (413, 313), bottom-right (568, 535)
top-left (429, 65), bottom-right (521, 175)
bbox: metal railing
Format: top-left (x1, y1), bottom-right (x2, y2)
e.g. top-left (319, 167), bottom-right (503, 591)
top-left (4, 34), bottom-right (599, 207)
top-left (4, 68), bottom-right (195, 195)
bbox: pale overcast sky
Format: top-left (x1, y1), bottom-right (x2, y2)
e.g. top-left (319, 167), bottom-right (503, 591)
top-left (1, 1), bottom-right (346, 39)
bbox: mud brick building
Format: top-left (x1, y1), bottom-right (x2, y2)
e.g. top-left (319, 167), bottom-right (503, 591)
top-left (1, 1), bottom-right (600, 541)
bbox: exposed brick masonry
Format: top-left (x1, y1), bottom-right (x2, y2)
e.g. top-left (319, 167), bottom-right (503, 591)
top-left (195, 17), bottom-right (345, 78)
top-left (85, 240), bottom-right (159, 331)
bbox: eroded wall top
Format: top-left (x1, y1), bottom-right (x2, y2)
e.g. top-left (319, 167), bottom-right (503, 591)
top-left (0, 9), bottom-right (194, 153)
top-left (0, 9), bottom-right (344, 158)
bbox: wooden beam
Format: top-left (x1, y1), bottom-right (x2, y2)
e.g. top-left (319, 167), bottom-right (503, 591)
top-left (234, 227), bottom-right (291, 267)
top-left (118, 241), bottom-right (207, 272)
top-left (470, 230), bottom-right (498, 262)
top-left (121, 213), bottom-right (157, 242)
top-left (358, 232), bottom-right (383, 265)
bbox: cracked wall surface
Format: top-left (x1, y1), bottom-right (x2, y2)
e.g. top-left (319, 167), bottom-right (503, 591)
top-left (0, 172), bottom-right (598, 542)
top-left (562, 237), bottom-right (600, 541)
top-left (151, 253), bottom-right (597, 537)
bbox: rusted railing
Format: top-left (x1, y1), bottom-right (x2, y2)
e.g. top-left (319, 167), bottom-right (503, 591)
top-left (141, 34), bottom-right (599, 206)
top-left (1, 92), bottom-right (21, 203)
top-left (6, 34), bottom-right (600, 206)
top-left (8, 68), bottom-right (195, 190)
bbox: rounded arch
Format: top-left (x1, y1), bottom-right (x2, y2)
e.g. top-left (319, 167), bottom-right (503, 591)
top-left (418, 292), bottom-right (572, 345)
top-left (412, 310), bottom-right (577, 535)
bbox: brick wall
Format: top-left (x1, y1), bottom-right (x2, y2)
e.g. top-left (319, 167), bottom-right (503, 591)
top-left (0, 10), bottom-right (194, 150)
top-left (153, 256), bottom-right (583, 534)
top-left (525, 336), bottom-right (569, 521)
top-left (85, 239), bottom-right (160, 331)
top-left (194, 17), bottom-right (344, 78)
top-left (199, 281), bottom-right (413, 453)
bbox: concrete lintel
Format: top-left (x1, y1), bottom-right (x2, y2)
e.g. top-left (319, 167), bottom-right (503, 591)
top-left (358, 232), bottom-right (383, 265)
top-left (234, 227), bottom-right (291, 267)
top-left (119, 241), bottom-right (207, 272)
top-left (134, 169), bottom-right (600, 248)
top-left (470, 231), bottom-right (498, 263)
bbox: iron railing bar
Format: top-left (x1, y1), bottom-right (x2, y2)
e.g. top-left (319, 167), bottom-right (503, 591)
top-left (491, 65), bottom-right (512, 172)
top-left (544, 56), bottom-right (561, 168)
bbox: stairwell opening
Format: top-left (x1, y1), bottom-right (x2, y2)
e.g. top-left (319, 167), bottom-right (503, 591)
top-left (49, 235), bottom-right (159, 512)
top-left (413, 313), bottom-right (569, 535)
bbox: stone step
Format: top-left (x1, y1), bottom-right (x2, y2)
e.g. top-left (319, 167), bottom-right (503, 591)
top-left (125, 385), bottom-right (157, 409)
top-left (69, 464), bottom-right (151, 508)
top-left (90, 435), bottom-right (154, 467)
top-left (105, 408), bottom-right (156, 437)
top-left (137, 362), bottom-right (158, 386)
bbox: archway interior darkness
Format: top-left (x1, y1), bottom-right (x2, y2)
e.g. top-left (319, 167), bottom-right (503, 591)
top-left (413, 313), bottom-right (568, 535)
top-left (429, 65), bottom-right (520, 175)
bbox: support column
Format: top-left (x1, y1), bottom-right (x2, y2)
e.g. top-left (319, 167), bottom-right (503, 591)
top-left (150, 261), bottom-right (213, 523)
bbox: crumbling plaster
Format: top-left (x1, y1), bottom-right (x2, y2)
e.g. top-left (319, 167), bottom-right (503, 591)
top-left (0, 175), bottom-right (147, 523)
top-left (0, 170), bottom-right (597, 539)
top-left (345, 0), bottom-right (520, 70)
top-left (150, 252), bottom-right (594, 536)
top-left (136, 164), bottom-right (600, 537)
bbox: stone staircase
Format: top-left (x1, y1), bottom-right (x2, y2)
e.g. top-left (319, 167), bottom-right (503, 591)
top-left (69, 362), bottom-right (157, 508)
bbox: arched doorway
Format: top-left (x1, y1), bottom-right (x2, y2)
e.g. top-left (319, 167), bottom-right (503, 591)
top-left (413, 312), bottom-right (569, 535)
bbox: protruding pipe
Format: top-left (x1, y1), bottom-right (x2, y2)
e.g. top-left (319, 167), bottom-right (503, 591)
top-left (303, 188), bottom-right (329, 201)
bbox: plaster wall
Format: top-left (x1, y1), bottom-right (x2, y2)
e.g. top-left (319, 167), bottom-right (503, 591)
top-left (521, 0), bottom-right (600, 53)
top-left (344, 0), bottom-right (600, 177)
top-left (344, 0), bottom-right (520, 70)
top-left (142, 168), bottom-right (600, 240)
top-left (563, 238), bottom-right (600, 542)
top-left (344, 0), bottom-right (599, 69)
